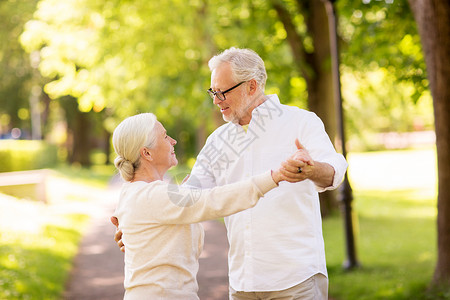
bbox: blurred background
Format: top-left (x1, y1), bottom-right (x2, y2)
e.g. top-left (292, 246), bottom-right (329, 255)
top-left (0, 0), bottom-right (447, 299)
top-left (0, 0), bottom-right (433, 168)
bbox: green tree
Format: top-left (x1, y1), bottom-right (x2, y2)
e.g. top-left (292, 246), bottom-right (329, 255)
top-left (0, 0), bottom-right (42, 138)
top-left (337, 0), bottom-right (431, 150)
top-left (18, 0), bottom-right (433, 169)
top-left (20, 0), bottom-right (220, 164)
top-left (339, 0), bottom-right (427, 99)
top-left (408, 0), bottom-right (450, 291)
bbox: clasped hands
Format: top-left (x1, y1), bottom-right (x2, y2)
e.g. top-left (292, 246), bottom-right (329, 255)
top-left (272, 138), bottom-right (314, 183)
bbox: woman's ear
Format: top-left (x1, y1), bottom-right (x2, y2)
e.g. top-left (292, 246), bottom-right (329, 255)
top-left (140, 147), bottom-right (153, 161)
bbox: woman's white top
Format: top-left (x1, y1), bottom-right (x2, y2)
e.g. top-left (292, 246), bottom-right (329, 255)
top-left (113, 171), bottom-right (277, 300)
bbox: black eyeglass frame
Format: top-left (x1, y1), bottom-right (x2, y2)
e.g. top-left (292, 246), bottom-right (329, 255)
top-left (207, 81), bottom-right (246, 101)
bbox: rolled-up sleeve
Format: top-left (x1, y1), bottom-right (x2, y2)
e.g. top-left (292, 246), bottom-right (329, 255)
top-left (299, 112), bottom-right (348, 192)
top-left (316, 153), bottom-right (348, 192)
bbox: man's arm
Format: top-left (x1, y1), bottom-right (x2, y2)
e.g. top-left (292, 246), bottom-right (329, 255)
top-left (283, 160), bottom-right (335, 188)
top-left (294, 112), bottom-right (348, 191)
top-left (280, 139), bottom-right (335, 189)
top-left (110, 216), bottom-right (125, 253)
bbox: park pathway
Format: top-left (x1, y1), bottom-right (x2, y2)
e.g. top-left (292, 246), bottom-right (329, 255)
top-left (63, 185), bottom-right (229, 300)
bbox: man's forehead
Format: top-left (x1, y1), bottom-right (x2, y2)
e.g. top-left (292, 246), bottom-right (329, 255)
top-left (211, 64), bottom-right (233, 88)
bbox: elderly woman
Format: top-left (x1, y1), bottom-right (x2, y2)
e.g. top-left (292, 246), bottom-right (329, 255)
top-left (112, 113), bottom-right (302, 300)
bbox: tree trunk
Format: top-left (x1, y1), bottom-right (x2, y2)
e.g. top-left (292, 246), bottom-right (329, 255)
top-left (103, 128), bottom-right (111, 165)
top-left (307, 0), bottom-right (336, 143)
top-left (272, 0), bottom-right (339, 215)
top-left (71, 110), bottom-right (91, 166)
top-left (40, 92), bottom-right (51, 139)
top-left (307, 0), bottom-right (338, 216)
top-left (408, 0), bottom-right (450, 288)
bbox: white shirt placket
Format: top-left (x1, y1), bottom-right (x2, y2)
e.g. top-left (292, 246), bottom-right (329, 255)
top-left (242, 126), bottom-right (254, 290)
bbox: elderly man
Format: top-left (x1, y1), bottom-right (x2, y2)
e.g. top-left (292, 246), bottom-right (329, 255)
top-left (185, 47), bottom-right (347, 299)
top-left (113, 47), bottom-right (347, 299)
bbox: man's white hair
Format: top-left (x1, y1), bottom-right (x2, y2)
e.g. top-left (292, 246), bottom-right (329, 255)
top-left (208, 47), bottom-right (267, 92)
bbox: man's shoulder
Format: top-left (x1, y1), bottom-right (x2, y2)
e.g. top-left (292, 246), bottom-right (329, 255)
top-left (274, 103), bottom-right (319, 126)
top-left (280, 102), bottom-right (314, 115)
top-left (264, 95), bottom-right (311, 115)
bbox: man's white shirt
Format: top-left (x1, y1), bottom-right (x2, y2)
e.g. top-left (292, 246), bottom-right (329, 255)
top-left (186, 94), bottom-right (348, 292)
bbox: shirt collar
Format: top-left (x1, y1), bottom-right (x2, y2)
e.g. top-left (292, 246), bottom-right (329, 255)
top-left (252, 94), bottom-right (281, 115)
top-left (251, 94), bottom-right (283, 126)
top-left (228, 94), bottom-right (282, 130)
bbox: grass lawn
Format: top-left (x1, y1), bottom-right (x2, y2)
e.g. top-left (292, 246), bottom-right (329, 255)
top-left (325, 148), bottom-right (442, 299)
top-left (0, 164), bottom-right (115, 299)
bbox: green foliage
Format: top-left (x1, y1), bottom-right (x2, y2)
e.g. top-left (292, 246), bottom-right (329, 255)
top-left (342, 69), bottom-right (434, 151)
top-left (0, 140), bottom-right (58, 172)
top-left (19, 0), bottom-right (222, 160)
top-left (9, 0), bottom-right (435, 159)
top-left (335, 0), bottom-right (432, 151)
top-left (338, 0), bottom-right (427, 100)
top-left (0, 0), bottom-right (41, 133)
top-left (17, 0), bottom-right (310, 157)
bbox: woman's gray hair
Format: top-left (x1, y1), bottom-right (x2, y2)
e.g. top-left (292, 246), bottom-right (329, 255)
top-left (112, 113), bottom-right (158, 182)
top-left (208, 47), bottom-right (267, 92)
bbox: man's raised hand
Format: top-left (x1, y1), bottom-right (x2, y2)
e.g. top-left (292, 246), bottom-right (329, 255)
top-left (111, 216), bottom-right (125, 253)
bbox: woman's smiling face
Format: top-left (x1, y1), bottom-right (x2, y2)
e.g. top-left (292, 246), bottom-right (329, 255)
top-left (149, 121), bottom-right (178, 170)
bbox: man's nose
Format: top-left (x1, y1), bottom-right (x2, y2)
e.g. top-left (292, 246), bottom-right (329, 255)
top-left (213, 94), bottom-right (222, 105)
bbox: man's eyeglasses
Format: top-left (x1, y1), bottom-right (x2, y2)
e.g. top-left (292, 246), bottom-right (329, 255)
top-left (207, 81), bottom-right (246, 101)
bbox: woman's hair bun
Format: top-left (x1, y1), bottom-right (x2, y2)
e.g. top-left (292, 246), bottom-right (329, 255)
top-left (114, 156), bottom-right (135, 182)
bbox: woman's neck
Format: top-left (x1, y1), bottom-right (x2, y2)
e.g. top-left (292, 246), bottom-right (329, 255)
top-left (132, 164), bottom-right (166, 183)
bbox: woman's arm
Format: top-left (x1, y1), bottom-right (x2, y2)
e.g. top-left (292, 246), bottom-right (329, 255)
top-left (147, 171), bottom-right (278, 224)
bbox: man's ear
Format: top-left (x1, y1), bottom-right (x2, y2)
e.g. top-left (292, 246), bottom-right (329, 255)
top-left (248, 79), bottom-right (258, 96)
